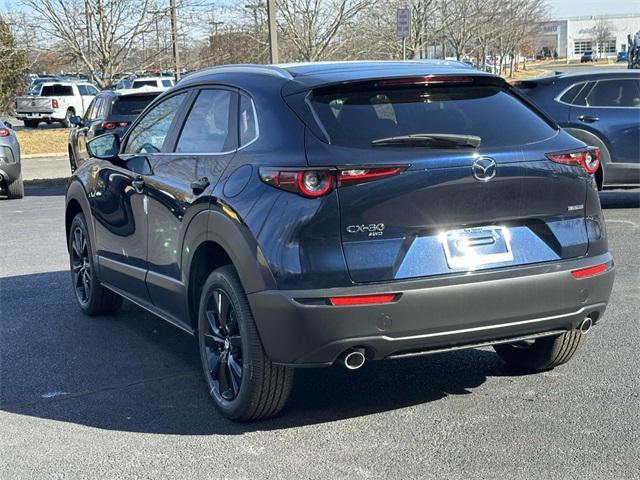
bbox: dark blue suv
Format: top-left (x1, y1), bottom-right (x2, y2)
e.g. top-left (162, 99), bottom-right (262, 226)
top-left (65, 62), bottom-right (615, 420)
top-left (514, 70), bottom-right (640, 189)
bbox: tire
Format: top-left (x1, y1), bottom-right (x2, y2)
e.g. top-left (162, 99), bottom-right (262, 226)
top-left (6, 175), bottom-right (24, 199)
top-left (24, 120), bottom-right (39, 128)
top-left (494, 330), bottom-right (585, 372)
top-left (62, 109), bottom-right (74, 128)
top-left (69, 212), bottom-right (123, 316)
top-left (197, 265), bottom-right (293, 420)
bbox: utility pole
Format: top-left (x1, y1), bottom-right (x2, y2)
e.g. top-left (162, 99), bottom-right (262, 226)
top-left (85, 0), bottom-right (92, 80)
top-left (267, 0), bottom-right (278, 64)
top-left (169, 0), bottom-right (180, 81)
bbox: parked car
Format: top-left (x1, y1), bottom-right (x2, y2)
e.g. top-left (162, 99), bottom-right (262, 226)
top-left (66, 62), bottom-right (614, 420)
top-left (0, 120), bottom-right (23, 199)
top-left (15, 81), bottom-right (100, 128)
top-left (616, 51), bottom-right (629, 63)
top-left (130, 76), bottom-right (174, 89)
top-left (68, 88), bottom-right (162, 172)
top-left (514, 70), bottom-right (640, 189)
top-left (580, 51), bottom-right (597, 63)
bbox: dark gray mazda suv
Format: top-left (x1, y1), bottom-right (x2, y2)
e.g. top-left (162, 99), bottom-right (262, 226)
top-left (65, 62), bottom-right (615, 420)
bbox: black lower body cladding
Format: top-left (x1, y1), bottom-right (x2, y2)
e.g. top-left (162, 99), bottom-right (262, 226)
top-left (248, 254), bottom-right (614, 366)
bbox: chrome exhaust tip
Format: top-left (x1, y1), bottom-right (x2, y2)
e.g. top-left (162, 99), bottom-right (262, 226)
top-left (341, 348), bottom-right (366, 370)
top-left (579, 317), bottom-right (593, 334)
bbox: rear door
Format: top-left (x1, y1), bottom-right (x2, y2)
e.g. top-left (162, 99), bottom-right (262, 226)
top-left (568, 78), bottom-right (640, 165)
top-left (143, 87), bottom-right (238, 324)
top-left (303, 78), bottom-right (590, 283)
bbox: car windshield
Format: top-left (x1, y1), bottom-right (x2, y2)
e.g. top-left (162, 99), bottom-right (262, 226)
top-left (309, 84), bottom-right (557, 148)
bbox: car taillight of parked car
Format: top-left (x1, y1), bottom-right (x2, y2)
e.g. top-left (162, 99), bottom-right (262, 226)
top-left (546, 147), bottom-right (600, 175)
top-left (0, 128), bottom-right (9, 137)
top-left (260, 166), bottom-right (408, 198)
top-left (102, 121), bottom-right (130, 130)
top-left (52, 99), bottom-right (59, 109)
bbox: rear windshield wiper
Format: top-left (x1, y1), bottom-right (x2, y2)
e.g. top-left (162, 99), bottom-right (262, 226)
top-left (371, 133), bottom-right (481, 149)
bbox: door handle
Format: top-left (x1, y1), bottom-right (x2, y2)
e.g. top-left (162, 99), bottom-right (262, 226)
top-left (577, 114), bottom-right (599, 123)
top-left (131, 177), bottom-right (145, 194)
top-left (191, 176), bottom-right (210, 193)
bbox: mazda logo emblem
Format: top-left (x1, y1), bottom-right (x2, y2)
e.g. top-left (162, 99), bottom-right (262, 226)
top-left (472, 157), bottom-right (497, 182)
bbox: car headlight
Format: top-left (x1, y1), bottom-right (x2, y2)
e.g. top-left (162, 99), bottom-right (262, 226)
top-left (0, 146), bottom-right (16, 163)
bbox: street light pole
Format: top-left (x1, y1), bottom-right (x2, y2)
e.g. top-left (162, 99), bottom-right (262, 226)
top-left (267, 0), bottom-right (278, 64)
top-left (169, 0), bottom-right (180, 81)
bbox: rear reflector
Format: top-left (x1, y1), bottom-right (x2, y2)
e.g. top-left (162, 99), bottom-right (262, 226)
top-left (571, 263), bottom-right (607, 279)
top-left (329, 293), bottom-right (396, 306)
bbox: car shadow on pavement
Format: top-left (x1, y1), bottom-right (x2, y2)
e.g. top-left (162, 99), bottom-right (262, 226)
top-left (599, 190), bottom-right (640, 209)
top-left (0, 270), bottom-right (511, 435)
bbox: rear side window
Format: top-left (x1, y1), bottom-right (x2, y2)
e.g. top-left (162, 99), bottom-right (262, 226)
top-left (41, 84), bottom-right (74, 96)
top-left (112, 94), bottom-right (158, 115)
top-left (559, 82), bottom-right (586, 104)
top-left (176, 89), bottom-right (236, 154)
top-left (584, 79), bottom-right (640, 107)
top-left (239, 94), bottom-right (258, 146)
top-left (309, 85), bottom-right (557, 148)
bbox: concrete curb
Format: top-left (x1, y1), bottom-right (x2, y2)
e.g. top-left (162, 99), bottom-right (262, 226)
top-left (24, 177), bottom-right (69, 188)
top-left (22, 153), bottom-right (67, 159)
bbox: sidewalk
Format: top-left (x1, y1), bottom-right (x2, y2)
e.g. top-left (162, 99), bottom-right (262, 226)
top-left (21, 155), bottom-right (70, 185)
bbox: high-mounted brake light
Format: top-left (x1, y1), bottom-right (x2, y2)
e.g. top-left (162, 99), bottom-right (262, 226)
top-left (329, 293), bottom-right (397, 306)
top-left (546, 147), bottom-right (600, 175)
top-left (52, 99), bottom-right (59, 109)
top-left (571, 263), bottom-right (608, 279)
top-left (260, 166), bottom-right (407, 198)
top-left (378, 76), bottom-right (474, 86)
top-left (0, 128), bottom-right (9, 137)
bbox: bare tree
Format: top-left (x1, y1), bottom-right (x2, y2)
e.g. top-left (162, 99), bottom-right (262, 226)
top-left (277, 0), bottom-right (369, 61)
top-left (591, 19), bottom-right (614, 56)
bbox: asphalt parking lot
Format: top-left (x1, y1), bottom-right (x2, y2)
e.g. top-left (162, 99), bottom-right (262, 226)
top-left (1, 186), bottom-right (638, 480)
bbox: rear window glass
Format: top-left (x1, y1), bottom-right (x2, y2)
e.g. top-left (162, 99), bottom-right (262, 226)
top-left (41, 84), bottom-right (74, 96)
top-left (132, 80), bottom-right (158, 88)
top-left (112, 94), bottom-right (158, 115)
top-left (309, 85), bottom-right (557, 148)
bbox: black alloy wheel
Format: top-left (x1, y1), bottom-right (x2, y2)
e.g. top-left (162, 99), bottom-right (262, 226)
top-left (71, 225), bottom-right (92, 306)
top-left (203, 289), bottom-right (243, 401)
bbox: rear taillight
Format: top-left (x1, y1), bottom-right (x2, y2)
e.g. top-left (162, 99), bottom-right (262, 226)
top-left (329, 293), bottom-right (397, 306)
top-left (546, 147), bottom-right (600, 175)
top-left (260, 166), bottom-right (407, 198)
top-left (101, 121), bottom-right (129, 130)
top-left (0, 128), bottom-right (9, 137)
top-left (52, 99), bottom-right (59, 109)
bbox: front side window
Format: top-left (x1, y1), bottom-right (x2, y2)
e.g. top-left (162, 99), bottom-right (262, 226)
top-left (584, 79), bottom-right (640, 107)
top-left (124, 93), bottom-right (187, 154)
top-left (162, 79), bottom-right (173, 87)
top-left (176, 89), bottom-right (235, 153)
top-left (83, 98), bottom-right (98, 122)
top-left (77, 85), bottom-right (89, 96)
top-left (239, 94), bottom-right (258, 147)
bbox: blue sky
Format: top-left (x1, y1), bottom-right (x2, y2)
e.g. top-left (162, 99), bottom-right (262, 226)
top-left (547, 0), bottom-right (638, 17)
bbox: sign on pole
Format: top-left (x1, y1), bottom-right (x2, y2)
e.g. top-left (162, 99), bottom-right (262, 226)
top-left (396, 8), bottom-right (410, 38)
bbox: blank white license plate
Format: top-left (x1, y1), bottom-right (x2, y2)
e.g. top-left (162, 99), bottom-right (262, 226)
top-left (441, 226), bottom-right (513, 269)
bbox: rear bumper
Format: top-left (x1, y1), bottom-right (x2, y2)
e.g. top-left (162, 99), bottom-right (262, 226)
top-left (16, 112), bottom-right (59, 121)
top-left (248, 253), bottom-right (615, 366)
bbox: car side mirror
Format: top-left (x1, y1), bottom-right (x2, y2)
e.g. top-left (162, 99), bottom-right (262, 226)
top-left (3, 121), bottom-right (12, 129)
top-left (69, 115), bottom-right (83, 126)
top-left (87, 133), bottom-right (121, 161)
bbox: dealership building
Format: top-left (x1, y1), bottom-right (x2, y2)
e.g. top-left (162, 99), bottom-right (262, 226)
top-left (536, 13), bottom-right (639, 60)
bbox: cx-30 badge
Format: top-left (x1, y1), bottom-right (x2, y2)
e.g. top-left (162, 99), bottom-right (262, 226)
top-left (472, 157), bottom-right (497, 182)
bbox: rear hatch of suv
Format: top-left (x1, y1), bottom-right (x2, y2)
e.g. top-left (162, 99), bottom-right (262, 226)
top-left (290, 74), bottom-right (592, 283)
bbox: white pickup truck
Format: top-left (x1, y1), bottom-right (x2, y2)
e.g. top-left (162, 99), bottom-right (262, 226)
top-left (15, 81), bottom-right (100, 128)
